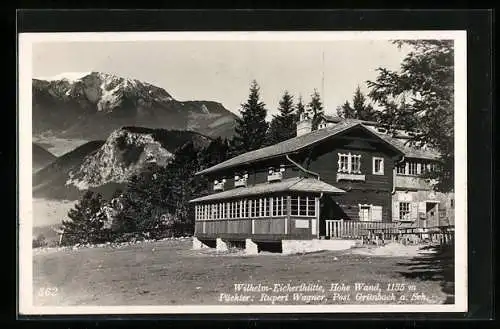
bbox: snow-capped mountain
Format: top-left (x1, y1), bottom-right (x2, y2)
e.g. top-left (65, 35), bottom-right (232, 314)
top-left (33, 126), bottom-right (211, 200)
top-left (32, 72), bottom-right (237, 141)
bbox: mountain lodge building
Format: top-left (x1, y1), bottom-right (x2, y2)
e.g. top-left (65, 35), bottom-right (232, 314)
top-left (190, 110), bottom-right (454, 254)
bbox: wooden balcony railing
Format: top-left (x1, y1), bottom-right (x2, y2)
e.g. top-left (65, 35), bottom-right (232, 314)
top-left (325, 219), bottom-right (402, 239)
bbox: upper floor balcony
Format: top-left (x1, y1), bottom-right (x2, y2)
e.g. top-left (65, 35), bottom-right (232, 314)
top-left (394, 175), bottom-right (435, 190)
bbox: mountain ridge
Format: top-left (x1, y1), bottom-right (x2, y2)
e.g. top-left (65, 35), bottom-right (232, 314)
top-left (33, 127), bottom-right (211, 201)
top-left (32, 71), bottom-right (237, 141)
top-left (33, 143), bottom-right (57, 172)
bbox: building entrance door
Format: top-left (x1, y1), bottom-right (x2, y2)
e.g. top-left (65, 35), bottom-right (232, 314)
top-left (425, 202), bottom-right (439, 227)
top-left (359, 205), bottom-right (371, 221)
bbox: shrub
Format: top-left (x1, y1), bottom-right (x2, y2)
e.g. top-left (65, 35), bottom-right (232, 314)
top-left (32, 234), bottom-right (48, 248)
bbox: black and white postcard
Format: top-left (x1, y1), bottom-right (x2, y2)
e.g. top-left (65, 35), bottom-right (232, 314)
top-left (18, 31), bottom-right (467, 315)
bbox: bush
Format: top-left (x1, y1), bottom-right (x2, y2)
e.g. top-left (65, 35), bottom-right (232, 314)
top-left (32, 234), bottom-right (48, 248)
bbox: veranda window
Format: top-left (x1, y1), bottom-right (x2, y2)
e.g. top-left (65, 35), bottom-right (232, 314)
top-left (408, 162), bottom-right (419, 175)
top-left (272, 196), bottom-right (285, 216)
top-left (290, 195), bottom-right (316, 217)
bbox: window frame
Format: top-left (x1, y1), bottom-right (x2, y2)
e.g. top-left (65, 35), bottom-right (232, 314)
top-left (399, 202), bottom-right (411, 221)
top-left (358, 204), bottom-right (372, 222)
top-left (372, 156), bottom-right (384, 175)
top-left (290, 195), bottom-right (316, 217)
top-left (337, 152), bottom-right (362, 174)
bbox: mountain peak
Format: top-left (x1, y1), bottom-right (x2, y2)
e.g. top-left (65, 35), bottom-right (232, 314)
top-left (32, 72), bottom-right (238, 140)
top-left (35, 71), bottom-right (93, 82)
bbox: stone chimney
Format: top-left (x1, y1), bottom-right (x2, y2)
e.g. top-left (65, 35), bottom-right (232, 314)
top-left (296, 109), bottom-right (313, 136)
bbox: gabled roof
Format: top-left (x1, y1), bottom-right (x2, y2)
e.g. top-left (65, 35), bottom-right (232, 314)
top-left (189, 177), bottom-right (345, 203)
top-left (320, 114), bottom-right (343, 123)
top-left (196, 121), bottom-right (404, 175)
top-left (364, 126), bottom-right (440, 160)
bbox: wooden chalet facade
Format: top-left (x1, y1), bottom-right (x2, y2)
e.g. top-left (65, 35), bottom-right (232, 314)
top-left (190, 113), bottom-right (454, 252)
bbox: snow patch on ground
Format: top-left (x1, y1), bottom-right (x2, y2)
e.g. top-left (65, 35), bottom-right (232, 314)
top-left (346, 242), bottom-right (438, 258)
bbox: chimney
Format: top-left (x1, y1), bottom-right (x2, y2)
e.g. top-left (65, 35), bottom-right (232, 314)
top-left (296, 109), bottom-right (313, 136)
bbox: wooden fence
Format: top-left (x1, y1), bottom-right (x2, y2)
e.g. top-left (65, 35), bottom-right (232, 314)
top-left (325, 220), bottom-right (455, 245)
top-left (325, 220), bottom-right (402, 239)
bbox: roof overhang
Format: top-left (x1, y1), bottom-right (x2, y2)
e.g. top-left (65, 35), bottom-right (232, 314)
top-left (189, 177), bottom-right (345, 203)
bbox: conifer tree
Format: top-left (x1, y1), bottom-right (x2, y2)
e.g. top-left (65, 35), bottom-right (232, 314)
top-left (337, 86), bottom-right (377, 121)
top-left (307, 89), bottom-right (324, 130)
top-left (367, 40), bottom-right (454, 192)
top-left (60, 191), bottom-right (108, 246)
top-left (120, 163), bottom-right (165, 236)
top-left (336, 100), bottom-right (355, 119)
top-left (352, 86), bottom-right (377, 121)
top-left (266, 90), bottom-right (297, 145)
top-left (232, 80), bottom-right (269, 155)
top-left (296, 96), bottom-right (306, 121)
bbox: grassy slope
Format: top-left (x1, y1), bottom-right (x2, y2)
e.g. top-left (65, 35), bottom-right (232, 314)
top-left (33, 239), bottom-right (454, 306)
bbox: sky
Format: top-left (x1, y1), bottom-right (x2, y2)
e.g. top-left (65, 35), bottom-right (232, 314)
top-left (32, 40), bottom-right (410, 118)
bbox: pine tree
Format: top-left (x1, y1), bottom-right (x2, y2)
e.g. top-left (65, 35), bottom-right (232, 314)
top-left (121, 163), bottom-right (164, 236)
top-left (199, 137), bottom-right (231, 169)
top-left (337, 86), bottom-right (377, 120)
top-left (296, 96), bottom-right (306, 120)
top-left (352, 86), bottom-right (377, 121)
top-left (367, 40), bottom-right (454, 192)
top-left (336, 100), bottom-right (355, 119)
top-left (232, 80), bottom-right (269, 155)
top-left (308, 89), bottom-right (324, 130)
top-left (60, 191), bottom-right (108, 246)
top-left (266, 90), bottom-right (297, 145)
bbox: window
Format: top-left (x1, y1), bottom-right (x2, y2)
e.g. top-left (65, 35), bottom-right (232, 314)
top-left (408, 162), bottom-right (418, 175)
top-left (338, 153), bottom-right (362, 174)
top-left (359, 205), bottom-right (371, 222)
top-left (213, 179), bottom-right (226, 191)
top-left (290, 195), bottom-right (316, 217)
top-left (272, 197), bottom-right (284, 216)
top-left (228, 202), bottom-right (233, 219)
top-left (234, 201), bottom-right (240, 219)
top-left (264, 198), bottom-right (270, 217)
top-left (307, 197), bottom-right (316, 216)
top-left (396, 163), bottom-right (406, 174)
top-left (211, 204), bottom-right (217, 220)
top-left (299, 196), bottom-right (307, 216)
top-left (338, 154), bottom-right (350, 172)
top-left (291, 196), bottom-right (299, 216)
top-left (399, 202), bottom-right (411, 221)
top-left (373, 157), bottom-right (384, 175)
top-left (351, 155), bottom-right (361, 173)
top-left (450, 199), bottom-right (454, 209)
top-left (242, 200), bottom-right (247, 218)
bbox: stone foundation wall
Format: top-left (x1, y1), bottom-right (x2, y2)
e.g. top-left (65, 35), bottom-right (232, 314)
top-left (282, 239), bottom-right (357, 255)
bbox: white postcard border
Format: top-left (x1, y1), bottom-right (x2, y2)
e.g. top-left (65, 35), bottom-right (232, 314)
top-left (18, 30), bottom-right (467, 315)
